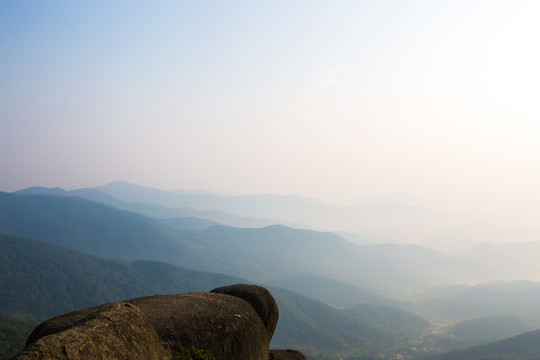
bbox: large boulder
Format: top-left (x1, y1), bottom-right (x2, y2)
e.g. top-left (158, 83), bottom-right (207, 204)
top-left (13, 302), bottom-right (170, 360)
top-left (13, 284), bottom-right (296, 360)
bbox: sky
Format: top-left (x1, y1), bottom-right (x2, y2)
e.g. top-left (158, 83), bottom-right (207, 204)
top-left (1, 0), bottom-right (539, 226)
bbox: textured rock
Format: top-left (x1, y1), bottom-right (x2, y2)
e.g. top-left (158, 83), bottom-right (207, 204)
top-left (14, 284), bottom-right (304, 360)
top-left (211, 284), bottom-right (279, 339)
top-left (127, 291), bottom-right (271, 360)
top-left (13, 302), bottom-right (170, 360)
top-left (270, 350), bottom-right (308, 360)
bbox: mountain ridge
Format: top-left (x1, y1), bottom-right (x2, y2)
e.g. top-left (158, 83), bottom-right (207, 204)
top-left (0, 231), bottom-right (429, 358)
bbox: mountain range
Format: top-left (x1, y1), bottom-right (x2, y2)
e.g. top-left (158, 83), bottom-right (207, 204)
top-left (0, 191), bottom-right (473, 294)
top-left (16, 182), bottom-right (468, 241)
top-left (16, 181), bottom-right (540, 250)
top-left (0, 231), bottom-right (428, 358)
top-left (3, 183), bottom-right (540, 359)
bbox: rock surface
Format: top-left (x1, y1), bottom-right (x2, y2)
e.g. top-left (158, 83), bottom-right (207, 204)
top-left (14, 302), bottom-right (170, 360)
top-left (13, 284), bottom-right (302, 360)
top-left (127, 290), bottom-right (272, 360)
top-left (211, 284), bottom-right (279, 338)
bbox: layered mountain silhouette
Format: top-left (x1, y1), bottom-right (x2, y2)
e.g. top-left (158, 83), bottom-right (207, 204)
top-left (4, 184), bottom-right (540, 358)
top-left (0, 191), bottom-right (469, 293)
top-left (17, 181), bottom-right (466, 238)
top-left (0, 232), bottom-right (429, 358)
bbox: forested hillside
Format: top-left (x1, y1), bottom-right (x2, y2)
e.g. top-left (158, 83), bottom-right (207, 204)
top-left (0, 232), bottom-right (242, 321)
top-left (0, 232), bottom-right (432, 359)
top-left (0, 192), bottom-right (204, 267)
top-left (270, 287), bottom-right (429, 353)
top-left (4, 191), bottom-right (540, 359)
top-left (0, 316), bottom-right (37, 360)
top-left (0, 192), bottom-right (466, 293)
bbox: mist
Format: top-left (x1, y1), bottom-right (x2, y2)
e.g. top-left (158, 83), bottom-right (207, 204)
top-left (2, 2), bottom-right (540, 358)
top-left (1, 1), bottom-right (540, 231)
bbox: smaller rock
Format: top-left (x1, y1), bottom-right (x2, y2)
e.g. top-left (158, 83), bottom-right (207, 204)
top-left (211, 284), bottom-right (279, 338)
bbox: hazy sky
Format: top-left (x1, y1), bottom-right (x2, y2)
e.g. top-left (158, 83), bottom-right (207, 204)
top-left (1, 1), bottom-right (539, 225)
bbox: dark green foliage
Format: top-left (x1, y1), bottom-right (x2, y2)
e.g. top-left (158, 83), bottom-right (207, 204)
top-left (171, 345), bottom-right (216, 360)
top-left (0, 316), bottom-right (37, 359)
top-left (0, 232), bottom-right (243, 321)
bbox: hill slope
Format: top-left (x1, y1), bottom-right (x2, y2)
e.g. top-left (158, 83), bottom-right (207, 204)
top-left (0, 232), bottom-right (243, 321)
top-left (435, 329), bottom-right (540, 360)
top-left (265, 275), bottom-right (402, 308)
top-left (0, 232), bottom-right (430, 358)
top-left (343, 303), bottom-right (429, 340)
top-left (269, 287), bottom-right (428, 354)
top-left (452, 315), bottom-right (535, 348)
top-left (417, 281), bottom-right (540, 324)
top-left (192, 224), bottom-right (467, 293)
top-left (1, 191), bottom-right (475, 295)
top-left (0, 192), bottom-right (213, 270)
top-left (0, 316), bottom-right (37, 360)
